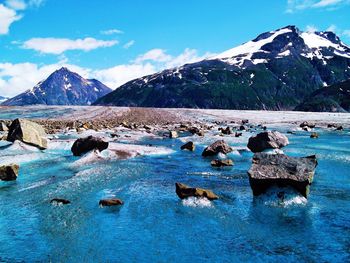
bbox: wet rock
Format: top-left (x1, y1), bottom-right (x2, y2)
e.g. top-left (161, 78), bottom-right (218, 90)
top-left (99, 198), bottom-right (123, 207)
top-left (196, 130), bottom-right (205, 137)
top-left (211, 159), bottom-right (233, 167)
top-left (0, 122), bottom-right (8, 131)
top-left (235, 132), bottom-right (242, 137)
top-left (242, 119), bottom-right (249, 125)
top-left (175, 183), bottom-right (218, 200)
top-left (71, 135), bottom-right (109, 156)
top-left (50, 198), bottom-right (71, 205)
top-left (239, 125), bottom-right (247, 131)
top-left (248, 153), bottom-right (318, 198)
top-left (7, 119), bottom-right (47, 149)
top-left (300, 121), bottom-right (315, 129)
top-left (327, 124), bottom-right (343, 130)
top-left (303, 127), bottom-right (311, 132)
top-left (181, 141), bottom-right (195, 151)
top-left (221, 127), bottom-right (232, 135)
top-left (310, 132), bottom-right (319, 139)
top-left (202, 140), bottom-right (233, 157)
top-left (169, 130), bottom-right (178, 138)
top-left (247, 131), bottom-right (289, 153)
top-left (336, 126), bottom-right (343, 131)
top-left (0, 164), bottom-right (19, 181)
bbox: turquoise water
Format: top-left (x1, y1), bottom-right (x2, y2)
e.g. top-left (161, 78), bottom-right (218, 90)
top-left (0, 112), bottom-right (349, 262)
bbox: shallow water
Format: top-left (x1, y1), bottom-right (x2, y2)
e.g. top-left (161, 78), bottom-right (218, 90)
top-left (0, 110), bottom-right (350, 262)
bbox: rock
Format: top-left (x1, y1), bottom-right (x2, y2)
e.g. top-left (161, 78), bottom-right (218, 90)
top-left (235, 132), bottom-right (242, 137)
top-left (242, 119), bottom-right (249, 125)
top-left (239, 125), bottom-right (247, 131)
top-left (0, 164), bottom-right (19, 181)
top-left (336, 126), bottom-right (343, 131)
top-left (202, 140), bottom-right (233, 157)
top-left (300, 121), bottom-right (315, 128)
top-left (327, 124), bottom-right (343, 130)
top-left (287, 131), bottom-right (296, 134)
top-left (211, 159), bottom-right (233, 167)
top-left (247, 131), bottom-right (289, 153)
top-left (7, 119), bottom-right (47, 149)
top-left (221, 127), bottom-right (232, 135)
top-left (310, 132), bottom-right (319, 138)
top-left (99, 198), bottom-right (123, 207)
top-left (175, 183), bottom-right (218, 200)
top-left (169, 130), bottom-right (178, 138)
top-left (247, 153), bottom-right (318, 198)
top-left (71, 135), bottom-right (109, 156)
top-left (181, 141), bottom-right (195, 151)
top-left (188, 127), bottom-right (200, 134)
top-left (50, 198), bottom-right (71, 205)
top-left (196, 130), bottom-right (205, 136)
top-left (0, 122), bottom-right (8, 131)
top-left (303, 127), bottom-right (311, 132)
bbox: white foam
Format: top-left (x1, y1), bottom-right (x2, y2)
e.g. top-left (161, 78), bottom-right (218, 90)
top-left (182, 197), bottom-right (213, 208)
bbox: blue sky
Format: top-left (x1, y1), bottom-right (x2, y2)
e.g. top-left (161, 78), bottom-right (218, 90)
top-left (0, 0), bottom-right (350, 97)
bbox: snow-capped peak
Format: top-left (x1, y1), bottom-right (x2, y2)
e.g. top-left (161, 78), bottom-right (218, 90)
top-left (211, 25), bottom-right (350, 68)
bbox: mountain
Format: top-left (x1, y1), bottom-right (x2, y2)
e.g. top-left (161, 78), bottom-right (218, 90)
top-left (295, 79), bottom-right (350, 112)
top-left (2, 67), bottom-right (112, 106)
top-left (0, 96), bottom-right (9, 104)
top-left (94, 25), bottom-right (350, 110)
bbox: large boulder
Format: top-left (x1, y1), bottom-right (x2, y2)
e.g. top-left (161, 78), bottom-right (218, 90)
top-left (71, 135), bottom-right (109, 156)
top-left (202, 140), bottom-right (233, 157)
top-left (247, 153), bottom-right (318, 198)
top-left (7, 119), bottom-right (47, 149)
top-left (247, 131), bottom-right (289, 153)
top-left (0, 164), bottom-right (19, 181)
top-left (175, 183), bottom-right (218, 200)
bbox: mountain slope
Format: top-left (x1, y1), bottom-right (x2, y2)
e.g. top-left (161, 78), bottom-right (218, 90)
top-left (94, 25), bottom-right (350, 110)
top-left (295, 79), bottom-right (350, 112)
top-left (2, 67), bottom-right (112, 106)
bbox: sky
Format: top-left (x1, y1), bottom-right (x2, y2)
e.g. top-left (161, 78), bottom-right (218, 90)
top-left (0, 0), bottom-right (350, 97)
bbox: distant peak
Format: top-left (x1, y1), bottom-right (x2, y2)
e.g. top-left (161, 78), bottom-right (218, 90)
top-left (55, 67), bottom-right (72, 74)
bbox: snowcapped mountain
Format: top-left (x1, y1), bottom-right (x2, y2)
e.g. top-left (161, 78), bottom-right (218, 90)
top-left (94, 25), bottom-right (350, 110)
top-left (0, 96), bottom-right (9, 104)
top-left (2, 67), bottom-right (112, 106)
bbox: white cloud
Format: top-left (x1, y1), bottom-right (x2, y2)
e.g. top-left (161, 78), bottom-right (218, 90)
top-left (123, 40), bottom-right (135, 49)
top-left (5, 0), bottom-right (27, 10)
top-left (286, 0), bottom-right (350, 12)
top-left (0, 48), bottom-right (214, 97)
top-left (343, 30), bottom-right (350, 37)
top-left (100, 29), bottom-right (124, 35)
top-left (21, 37), bottom-right (118, 54)
top-left (326, 24), bottom-right (337, 32)
top-left (0, 4), bottom-right (22, 34)
top-left (305, 25), bottom-right (318, 32)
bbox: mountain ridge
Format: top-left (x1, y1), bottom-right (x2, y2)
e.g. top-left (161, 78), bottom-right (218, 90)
top-left (94, 25), bottom-right (350, 110)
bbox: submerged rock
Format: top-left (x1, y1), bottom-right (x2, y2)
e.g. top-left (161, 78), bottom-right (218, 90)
top-left (50, 198), bottom-right (71, 205)
top-left (175, 183), bottom-right (218, 200)
top-left (310, 132), bottom-right (319, 139)
top-left (181, 141), bottom-right (195, 151)
top-left (71, 135), bottom-right (109, 156)
top-left (247, 131), bottom-right (289, 153)
top-left (7, 119), bottom-right (47, 149)
top-left (211, 159), bottom-right (233, 167)
top-left (99, 198), bottom-right (123, 207)
top-left (202, 140), bottom-right (233, 157)
top-left (0, 164), bottom-right (19, 181)
top-left (247, 153), bottom-right (318, 198)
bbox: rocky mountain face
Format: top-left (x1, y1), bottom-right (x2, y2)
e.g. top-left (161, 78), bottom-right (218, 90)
top-left (2, 67), bottom-right (112, 106)
top-left (295, 79), bottom-right (350, 112)
top-left (94, 25), bottom-right (350, 110)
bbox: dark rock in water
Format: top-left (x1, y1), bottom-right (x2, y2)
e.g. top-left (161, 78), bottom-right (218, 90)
top-left (327, 124), bottom-right (343, 130)
top-left (99, 198), bottom-right (123, 207)
top-left (247, 131), bottom-right (289, 153)
top-left (239, 125), bottom-right (247, 131)
top-left (202, 140), bottom-right (233, 157)
top-left (50, 198), bottom-right (71, 205)
top-left (336, 126), bottom-right (343, 131)
top-left (211, 159), bottom-right (233, 167)
top-left (300, 121), bottom-right (315, 128)
top-left (242, 119), bottom-right (249, 125)
top-left (310, 132), bottom-right (319, 138)
top-left (188, 126), bottom-right (200, 134)
top-left (7, 119), bottom-right (47, 149)
top-left (175, 183), bottom-right (218, 200)
top-left (221, 127), bottom-right (232, 135)
top-left (287, 131), bottom-right (296, 134)
top-left (0, 164), bottom-right (19, 181)
top-left (71, 135), bottom-right (108, 156)
top-left (248, 153), bottom-right (318, 198)
top-left (181, 141), bottom-right (195, 151)
top-left (235, 132), bottom-right (242, 137)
